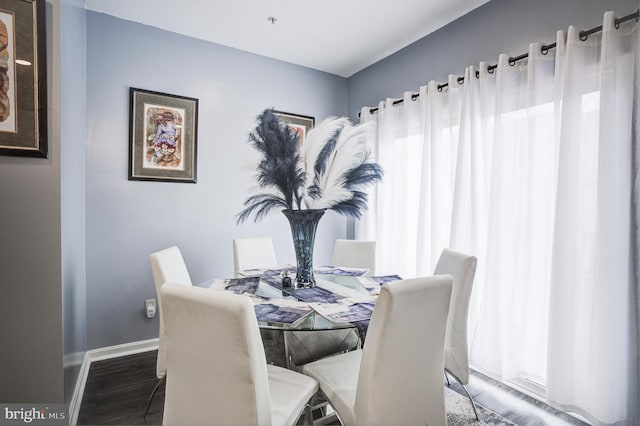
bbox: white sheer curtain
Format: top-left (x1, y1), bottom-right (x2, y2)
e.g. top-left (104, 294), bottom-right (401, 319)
top-left (545, 13), bottom-right (637, 424)
top-left (358, 10), bottom-right (639, 425)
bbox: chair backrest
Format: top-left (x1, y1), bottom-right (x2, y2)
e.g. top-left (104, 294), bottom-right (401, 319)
top-left (354, 275), bottom-right (453, 426)
top-left (149, 246), bottom-right (193, 379)
top-left (160, 283), bottom-right (271, 426)
top-left (233, 237), bottom-right (278, 275)
top-left (434, 248), bottom-right (477, 384)
top-left (331, 239), bottom-right (376, 275)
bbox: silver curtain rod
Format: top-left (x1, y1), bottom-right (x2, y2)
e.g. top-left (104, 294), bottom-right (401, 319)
top-left (363, 9), bottom-right (639, 116)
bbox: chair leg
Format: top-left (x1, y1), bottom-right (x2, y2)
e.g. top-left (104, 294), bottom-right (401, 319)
top-left (445, 369), bottom-right (479, 421)
top-left (303, 403), bottom-right (313, 425)
top-left (283, 330), bottom-right (292, 370)
top-left (144, 377), bottom-right (165, 421)
top-left (295, 402), bottom-right (317, 425)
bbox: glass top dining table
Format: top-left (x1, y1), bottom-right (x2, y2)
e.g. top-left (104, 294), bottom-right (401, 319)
top-left (198, 266), bottom-right (399, 332)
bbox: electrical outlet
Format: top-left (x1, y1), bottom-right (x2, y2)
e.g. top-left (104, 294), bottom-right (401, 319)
top-left (145, 299), bottom-right (156, 318)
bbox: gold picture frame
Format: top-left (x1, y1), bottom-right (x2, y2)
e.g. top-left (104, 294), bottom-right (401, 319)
top-left (129, 88), bottom-right (199, 183)
top-left (0, 0), bottom-right (47, 158)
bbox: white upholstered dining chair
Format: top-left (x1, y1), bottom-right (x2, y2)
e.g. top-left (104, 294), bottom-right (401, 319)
top-left (434, 248), bottom-right (479, 420)
top-left (160, 282), bottom-right (319, 426)
top-left (233, 236), bottom-right (278, 276)
top-left (302, 275), bottom-right (453, 426)
top-left (331, 239), bottom-right (376, 275)
top-left (145, 246), bottom-right (193, 417)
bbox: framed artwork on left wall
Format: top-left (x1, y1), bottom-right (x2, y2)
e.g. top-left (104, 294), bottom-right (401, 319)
top-left (0, 0), bottom-right (47, 158)
top-left (129, 88), bottom-right (199, 183)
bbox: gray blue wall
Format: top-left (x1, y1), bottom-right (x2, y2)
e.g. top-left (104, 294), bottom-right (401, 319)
top-left (61, 0), bottom-right (87, 402)
top-left (84, 12), bottom-right (349, 349)
top-left (0, 0), bottom-right (64, 403)
top-left (348, 0), bottom-right (638, 119)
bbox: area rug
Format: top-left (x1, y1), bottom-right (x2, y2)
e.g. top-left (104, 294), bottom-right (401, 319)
top-left (446, 387), bottom-right (516, 425)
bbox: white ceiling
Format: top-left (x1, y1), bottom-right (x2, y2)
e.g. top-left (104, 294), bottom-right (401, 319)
top-left (84, 0), bottom-right (490, 77)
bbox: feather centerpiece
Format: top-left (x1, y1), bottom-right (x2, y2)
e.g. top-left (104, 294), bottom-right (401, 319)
top-left (237, 108), bottom-right (383, 224)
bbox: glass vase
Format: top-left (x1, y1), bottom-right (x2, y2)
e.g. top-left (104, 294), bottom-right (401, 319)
top-left (282, 209), bottom-right (326, 288)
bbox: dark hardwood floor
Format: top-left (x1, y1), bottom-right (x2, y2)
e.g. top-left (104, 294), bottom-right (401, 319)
top-left (76, 350), bottom-right (588, 425)
top-left (77, 351), bottom-right (164, 425)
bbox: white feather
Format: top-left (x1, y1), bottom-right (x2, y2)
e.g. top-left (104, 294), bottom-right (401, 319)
top-left (302, 116), bottom-right (350, 191)
top-left (303, 120), bottom-right (375, 209)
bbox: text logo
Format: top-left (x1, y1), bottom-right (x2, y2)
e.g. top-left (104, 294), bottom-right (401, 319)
top-left (1, 405), bottom-right (67, 425)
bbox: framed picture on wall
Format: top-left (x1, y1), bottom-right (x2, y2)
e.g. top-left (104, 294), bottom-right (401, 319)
top-left (0, 0), bottom-right (47, 158)
top-left (273, 110), bottom-right (315, 145)
top-left (129, 88), bottom-right (199, 183)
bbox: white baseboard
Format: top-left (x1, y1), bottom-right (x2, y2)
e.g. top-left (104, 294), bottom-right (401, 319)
top-left (68, 338), bottom-right (159, 426)
top-left (86, 338), bottom-right (159, 363)
top-left (68, 352), bottom-right (90, 426)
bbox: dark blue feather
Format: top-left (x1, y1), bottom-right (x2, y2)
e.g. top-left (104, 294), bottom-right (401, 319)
top-left (307, 183), bottom-right (322, 199)
top-left (236, 193), bottom-right (290, 224)
top-left (342, 162), bottom-right (383, 189)
top-left (314, 129), bottom-right (340, 176)
top-left (330, 191), bottom-right (370, 218)
top-left (238, 109), bottom-right (306, 223)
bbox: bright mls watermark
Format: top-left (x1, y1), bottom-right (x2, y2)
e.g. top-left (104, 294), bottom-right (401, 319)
top-left (0, 404), bottom-right (67, 425)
